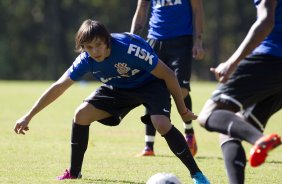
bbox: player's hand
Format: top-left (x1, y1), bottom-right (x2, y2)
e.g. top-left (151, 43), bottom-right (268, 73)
top-left (14, 117), bottom-right (30, 135)
top-left (192, 43), bottom-right (205, 60)
top-left (210, 61), bottom-right (236, 83)
top-left (180, 108), bottom-right (198, 122)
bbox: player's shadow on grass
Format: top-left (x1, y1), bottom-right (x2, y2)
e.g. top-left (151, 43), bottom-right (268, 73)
top-left (156, 154), bottom-right (282, 165)
top-left (196, 156), bottom-right (282, 165)
top-left (156, 154), bottom-right (224, 160)
top-left (84, 178), bottom-right (143, 184)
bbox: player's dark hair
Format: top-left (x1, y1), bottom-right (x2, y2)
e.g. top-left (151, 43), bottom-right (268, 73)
top-left (75, 19), bottom-right (111, 53)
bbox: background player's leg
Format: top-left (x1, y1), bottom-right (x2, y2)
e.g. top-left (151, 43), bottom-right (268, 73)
top-left (205, 109), bottom-right (263, 144)
top-left (137, 113), bottom-right (156, 156)
top-left (183, 94), bottom-right (197, 156)
top-left (220, 134), bottom-right (246, 184)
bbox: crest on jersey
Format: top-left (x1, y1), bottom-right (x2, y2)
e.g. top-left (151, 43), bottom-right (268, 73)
top-left (114, 62), bottom-right (131, 77)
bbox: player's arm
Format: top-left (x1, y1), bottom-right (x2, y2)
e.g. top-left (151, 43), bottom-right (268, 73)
top-left (211, 0), bottom-right (276, 83)
top-left (14, 71), bottom-right (74, 135)
top-left (226, 0), bottom-right (276, 65)
top-left (191, 0), bottom-right (205, 60)
top-left (151, 59), bottom-right (197, 121)
top-left (130, 0), bottom-right (150, 35)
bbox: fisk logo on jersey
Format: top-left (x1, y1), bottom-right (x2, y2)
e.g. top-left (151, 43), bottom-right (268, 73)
top-left (127, 44), bottom-right (154, 65)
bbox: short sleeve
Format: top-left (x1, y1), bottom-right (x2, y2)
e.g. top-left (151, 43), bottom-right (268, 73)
top-left (67, 52), bottom-right (91, 81)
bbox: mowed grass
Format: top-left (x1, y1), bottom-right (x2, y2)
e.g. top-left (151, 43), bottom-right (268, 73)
top-left (1, 80), bottom-right (281, 184)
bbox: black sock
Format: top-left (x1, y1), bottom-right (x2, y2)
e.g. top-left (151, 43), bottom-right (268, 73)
top-left (70, 122), bottom-right (89, 177)
top-left (145, 124), bottom-right (156, 150)
top-left (206, 110), bottom-right (263, 144)
top-left (184, 95), bottom-right (194, 134)
top-left (221, 140), bottom-right (246, 184)
top-left (163, 126), bottom-right (200, 176)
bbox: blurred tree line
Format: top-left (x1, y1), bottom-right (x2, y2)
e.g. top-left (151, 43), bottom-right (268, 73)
top-left (0, 0), bottom-right (255, 80)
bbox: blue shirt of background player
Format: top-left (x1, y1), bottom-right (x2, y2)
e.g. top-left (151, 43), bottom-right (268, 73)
top-left (67, 33), bottom-right (159, 88)
top-left (252, 0), bottom-right (282, 58)
top-left (147, 0), bottom-right (193, 39)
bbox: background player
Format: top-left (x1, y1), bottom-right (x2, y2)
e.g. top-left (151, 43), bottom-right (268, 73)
top-left (131, 0), bottom-right (204, 157)
top-left (198, 1), bottom-right (282, 183)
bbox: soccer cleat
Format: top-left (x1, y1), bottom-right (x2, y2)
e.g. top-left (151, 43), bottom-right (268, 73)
top-left (192, 172), bottom-right (210, 184)
top-left (186, 133), bottom-right (198, 156)
top-left (57, 169), bottom-right (82, 180)
top-left (136, 147), bottom-right (155, 157)
top-left (249, 133), bottom-right (281, 167)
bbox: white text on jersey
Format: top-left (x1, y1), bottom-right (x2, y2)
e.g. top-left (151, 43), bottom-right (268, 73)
top-left (155, 0), bottom-right (182, 8)
top-left (127, 44), bottom-right (154, 65)
top-left (100, 69), bottom-right (140, 83)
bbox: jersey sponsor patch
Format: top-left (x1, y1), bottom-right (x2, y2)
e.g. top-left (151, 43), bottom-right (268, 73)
top-left (99, 63), bottom-right (141, 83)
top-left (154, 0), bottom-right (182, 8)
top-left (127, 44), bottom-right (154, 65)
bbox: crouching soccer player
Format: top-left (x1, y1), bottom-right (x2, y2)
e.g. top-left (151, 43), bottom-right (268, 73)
top-left (14, 19), bottom-right (210, 184)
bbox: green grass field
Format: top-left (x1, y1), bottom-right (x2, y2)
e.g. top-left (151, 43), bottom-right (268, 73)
top-left (1, 81), bottom-right (281, 184)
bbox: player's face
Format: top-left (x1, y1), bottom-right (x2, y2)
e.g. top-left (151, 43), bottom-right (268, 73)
top-left (84, 38), bottom-right (110, 62)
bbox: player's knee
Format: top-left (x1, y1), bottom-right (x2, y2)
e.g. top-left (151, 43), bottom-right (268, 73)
top-left (198, 99), bottom-right (218, 128)
top-left (198, 110), bottom-right (210, 128)
top-left (74, 109), bottom-right (82, 122)
top-left (151, 115), bottom-right (172, 135)
top-left (74, 105), bottom-right (92, 125)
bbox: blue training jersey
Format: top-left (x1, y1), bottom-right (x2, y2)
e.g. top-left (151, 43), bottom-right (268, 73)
top-left (147, 0), bottom-right (193, 40)
top-left (252, 0), bottom-right (282, 58)
top-left (67, 33), bottom-right (159, 88)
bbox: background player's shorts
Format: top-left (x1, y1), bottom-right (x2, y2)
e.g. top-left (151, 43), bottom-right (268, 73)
top-left (147, 35), bottom-right (193, 90)
top-left (242, 92), bottom-right (282, 132)
top-left (84, 79), bottom-right (171, 126)
top-left (212, 54), bottom-right (282, 114)
top-left (220, 91), bottom-right (282, 144)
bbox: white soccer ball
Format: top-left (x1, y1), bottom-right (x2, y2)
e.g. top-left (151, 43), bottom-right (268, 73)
top-left (146, 173), bottom-right (182, 184)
